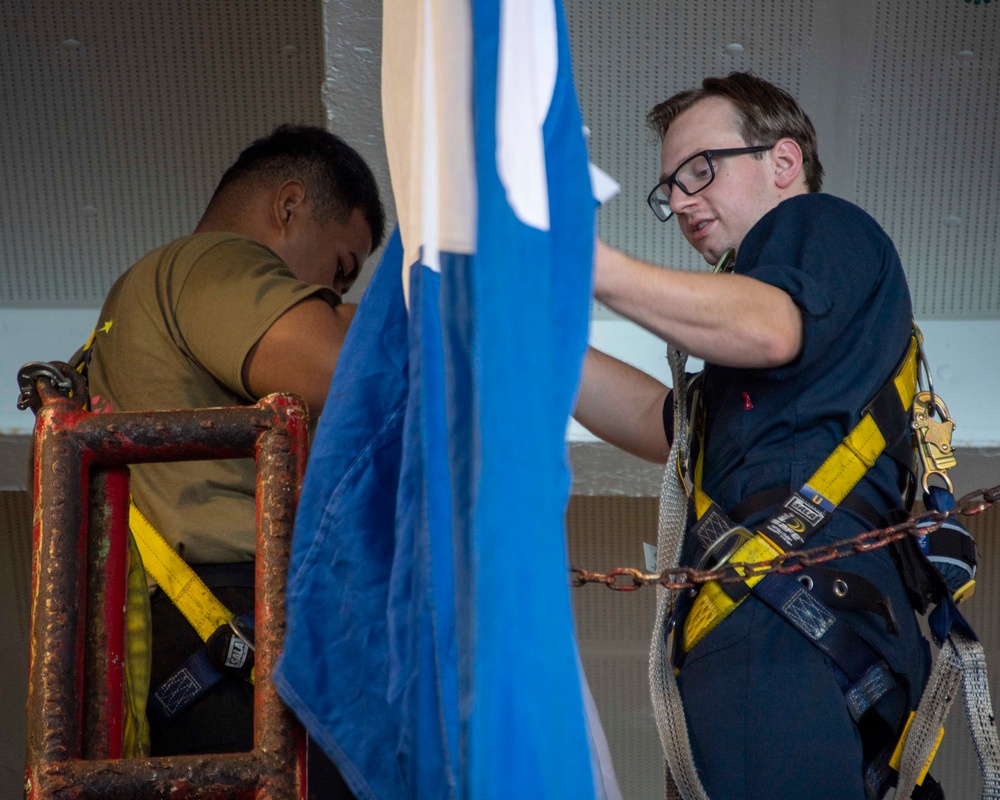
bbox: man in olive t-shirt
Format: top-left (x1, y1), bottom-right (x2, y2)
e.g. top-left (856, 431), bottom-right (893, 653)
top-left (88, 125), bottom-right (385, 797)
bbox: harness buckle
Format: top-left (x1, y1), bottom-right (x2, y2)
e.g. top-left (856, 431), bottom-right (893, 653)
top-left (912, 391), bottom-right (957, 493)
top-left (205, 614), bottom-right (256, 679)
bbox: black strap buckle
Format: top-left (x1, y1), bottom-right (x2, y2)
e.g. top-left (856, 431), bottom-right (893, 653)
top-left (205, 614), bottom-right (255, 678)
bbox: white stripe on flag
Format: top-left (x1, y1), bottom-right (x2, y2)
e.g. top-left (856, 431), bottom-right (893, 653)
top-left (496, 0), bottom-right (557, 230)
top-left (383, 0), bottom-right (476, 302)
top-left (420, 0), bottom-right (440, 277)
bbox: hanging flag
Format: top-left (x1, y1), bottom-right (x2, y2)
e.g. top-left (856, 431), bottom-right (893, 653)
top-left (274, 0), bottom-right (610, 797)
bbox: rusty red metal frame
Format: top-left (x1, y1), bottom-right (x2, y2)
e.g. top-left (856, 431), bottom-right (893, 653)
top-left (25, 374), bottom-right (308, 800)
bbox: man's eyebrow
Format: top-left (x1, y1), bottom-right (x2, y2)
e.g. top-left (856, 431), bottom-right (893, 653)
top-left (661, 148), bottom-right (703, 183)
top-left (659, 158), bottom-right (682, 184)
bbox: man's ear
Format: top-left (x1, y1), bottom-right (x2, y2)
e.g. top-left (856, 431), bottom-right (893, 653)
top-left (771, 138), bottom-right (804, 190)
top-left (271, 180), bottom-right (308, 232)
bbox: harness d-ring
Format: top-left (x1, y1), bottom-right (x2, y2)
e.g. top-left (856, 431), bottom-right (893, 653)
top-left (694, 525), bottom-right (754, 571)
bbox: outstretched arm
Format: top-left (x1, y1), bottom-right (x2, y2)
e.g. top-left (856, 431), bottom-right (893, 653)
top-left (575, 347), bottom-right (671, 464)
top-left (242, 298), bottom-right (356, 417)
top-left (594, 240), bottom-right (803, 368)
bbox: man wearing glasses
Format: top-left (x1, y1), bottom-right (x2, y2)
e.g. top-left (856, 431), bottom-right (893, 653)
top-left (575, 73), bottom-right (930, 798)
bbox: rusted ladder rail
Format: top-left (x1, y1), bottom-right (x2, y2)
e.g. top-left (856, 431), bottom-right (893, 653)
top-left (23, 367), bottom-right (307, 799)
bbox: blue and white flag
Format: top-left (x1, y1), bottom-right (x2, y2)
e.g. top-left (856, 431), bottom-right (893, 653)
top-left (275, 0), bottom-right (615, 797)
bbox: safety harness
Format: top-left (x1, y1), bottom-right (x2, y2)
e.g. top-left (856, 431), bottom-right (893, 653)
top-left (130, 503), bottom-right (256, 729)
top-left (70, 333), bottom-right (257, 749)
top-left (667, 332), bottom-right (922, 797)
top-left (679, 333), bottom-right (919, 655)
top-left (648, 250), bottom-right (997, 800)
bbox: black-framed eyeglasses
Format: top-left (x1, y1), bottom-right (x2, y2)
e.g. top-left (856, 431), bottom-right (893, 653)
top-left (646, 145), bottom-right (775, 222)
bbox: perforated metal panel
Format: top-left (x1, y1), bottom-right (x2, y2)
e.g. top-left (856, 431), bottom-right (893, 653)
top-left (0, 0), bottom-right (326, 307)
top-left (858, 2), bottom-right (1000, 318)
top-left (568, 496), bottom-right (664, 800)
top-left (934, 500), bottom-right (1000, 797)
top-left (2, 1), bottom-right (996, 316)
top-left (564, 0), bottom-right (1000, 319)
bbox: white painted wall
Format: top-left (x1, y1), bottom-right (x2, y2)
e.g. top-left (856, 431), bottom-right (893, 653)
top-left (3, 310), bottom-right (998, 447)
top-left (571, 317), bottom-right (1000, 448)
top-left (1, 309), bottom-right (98, 435)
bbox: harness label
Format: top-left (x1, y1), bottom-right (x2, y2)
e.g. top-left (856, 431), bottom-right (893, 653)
top-left (786, 494), bottom-right (826, 527)
top-left (764, 491), bottom-right (834, 549)
top-left (226, 638), bottom-right (250, 670)
top-left (763, 517), bottom-right (806, 550)
top-left (801, 483), bottom-right (835, 512)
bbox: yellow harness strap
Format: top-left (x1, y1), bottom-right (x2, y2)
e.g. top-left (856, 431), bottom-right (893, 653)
top-left (890, 710), bottom-right (945, 786)
top-left (683, 335), bottom-right (919, 653)
top-left (129, 501), bottom-right (233, 643)
top-left (123, 532), bottom-right (152, 756)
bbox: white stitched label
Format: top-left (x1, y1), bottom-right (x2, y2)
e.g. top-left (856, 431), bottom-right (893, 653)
top-left (155, 668), bottom-right (200, 715)
top-left (782, 588), bottom-right (835, 640)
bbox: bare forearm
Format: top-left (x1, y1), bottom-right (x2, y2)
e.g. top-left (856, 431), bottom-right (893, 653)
top-left (575, 347), bottom-right (671, 464)
top-left (594, 241), bottom-right (802, 368)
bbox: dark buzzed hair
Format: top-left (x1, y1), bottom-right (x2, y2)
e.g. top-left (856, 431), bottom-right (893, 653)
top-left (209, 124), bottom-right (386, 250)
top-left (647, 72), bottom-right (824, 193)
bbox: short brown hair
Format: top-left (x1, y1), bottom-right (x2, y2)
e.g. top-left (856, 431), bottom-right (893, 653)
top-left (647, 72), bottom-right (824, 193)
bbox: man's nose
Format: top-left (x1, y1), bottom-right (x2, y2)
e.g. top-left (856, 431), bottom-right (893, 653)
top-left (332, 277), bottom-right (354, 298)
top-left (668, 183), bottom-right (696, 216)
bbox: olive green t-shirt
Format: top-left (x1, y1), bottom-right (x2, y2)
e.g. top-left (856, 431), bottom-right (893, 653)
top-left (88, 232), bottom-right (336, 563)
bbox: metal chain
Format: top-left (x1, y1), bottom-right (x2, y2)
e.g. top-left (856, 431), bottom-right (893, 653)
top-left (571, 483), bottom-right (1000, 592)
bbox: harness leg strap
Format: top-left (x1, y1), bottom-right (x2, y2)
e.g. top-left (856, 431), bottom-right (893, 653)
top-left (750, 573), bottom-right (907, 728)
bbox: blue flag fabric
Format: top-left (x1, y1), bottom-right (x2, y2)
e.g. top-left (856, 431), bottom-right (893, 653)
top-left (466, 1), bottom-right (596, 797)
top-left (274, 0), bottom-right (599, 796)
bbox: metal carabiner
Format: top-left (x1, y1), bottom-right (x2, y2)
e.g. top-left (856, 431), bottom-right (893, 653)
top-left (16, 362), bottom-right (74, 411)
top-left (228, 614), bottom-right (256, 652)
top-left (912, 390), bottom-right (957, 493)
top-left (915, 330), bottom-right (934, 400)
top-left (712, 248), bottom-right (736, 275)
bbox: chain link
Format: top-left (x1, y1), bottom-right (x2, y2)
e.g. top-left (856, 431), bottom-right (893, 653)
top-left (571, 483), bottom-right (1000, 592)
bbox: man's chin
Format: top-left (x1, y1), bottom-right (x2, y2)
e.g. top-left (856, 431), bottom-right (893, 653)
top-left (683, 235), bottom-right (714, 265)
top-left (698, 239), bottom-right (737, 268)
top-left (696, 244), bottom-right (722, 266)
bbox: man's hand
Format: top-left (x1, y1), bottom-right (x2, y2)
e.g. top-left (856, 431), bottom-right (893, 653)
top-left (242, 298), bottom-right (356, 417)
top-left (593, 239), bottom-right (802, 369)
